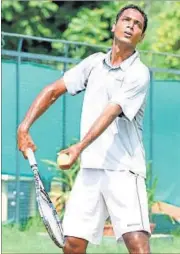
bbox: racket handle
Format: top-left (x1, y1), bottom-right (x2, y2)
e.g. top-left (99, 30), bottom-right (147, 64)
top-left (26, 148), bottom-right (37, 166)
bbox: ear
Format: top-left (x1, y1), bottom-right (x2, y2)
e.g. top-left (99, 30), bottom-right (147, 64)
top-left (111, 24), bottom-right (116, 33)
top-left (139, 33), bottom-right (145, 43)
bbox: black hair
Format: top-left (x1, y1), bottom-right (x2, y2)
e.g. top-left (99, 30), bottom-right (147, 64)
top-left (115, 4), bottom-right (148, 33)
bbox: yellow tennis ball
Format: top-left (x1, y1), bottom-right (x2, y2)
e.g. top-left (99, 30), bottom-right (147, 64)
top-left (57, 153), bottom-right (70, 167)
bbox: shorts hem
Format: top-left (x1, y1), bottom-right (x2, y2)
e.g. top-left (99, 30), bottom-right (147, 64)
top-left (116, 227), bottom-right (151, 242)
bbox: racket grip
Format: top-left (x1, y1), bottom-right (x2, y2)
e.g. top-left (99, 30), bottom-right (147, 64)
top-left (26, 148), bottom-right (37, 166)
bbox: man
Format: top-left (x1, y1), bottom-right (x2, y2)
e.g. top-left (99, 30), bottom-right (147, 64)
top-left (18, 4), bottom-right (151, 254)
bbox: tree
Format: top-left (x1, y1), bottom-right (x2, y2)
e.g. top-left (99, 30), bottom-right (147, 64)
top-left (2, 1), bottom-right (58, 53)
top-left (62, 1), bottom-right (146, 58)
top-left (2, 1), bottom-right (179, 70)
top-left (1, 1), bottom-right (100, 54)
top-left (63, 2), bottom-right (136, 46)
top-left (151, 1), bottom-right (180, 69)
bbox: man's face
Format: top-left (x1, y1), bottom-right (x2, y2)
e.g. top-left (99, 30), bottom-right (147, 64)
top-left (112, 8), bottom-right (145, 48)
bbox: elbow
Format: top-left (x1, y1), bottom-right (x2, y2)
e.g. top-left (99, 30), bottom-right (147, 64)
top-left (43, 85), bottom-right (57, 104)
top-left (108, 102), bottom-right (122, 118)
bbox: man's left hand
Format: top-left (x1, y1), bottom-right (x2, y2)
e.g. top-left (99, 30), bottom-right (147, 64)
top-left (58, 143), bottom-right (82, 170)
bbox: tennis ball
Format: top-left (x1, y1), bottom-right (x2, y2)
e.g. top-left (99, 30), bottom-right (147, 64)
top-left (57, 153), bottom-right (70, 167)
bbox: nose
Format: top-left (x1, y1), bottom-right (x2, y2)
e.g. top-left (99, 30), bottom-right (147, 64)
top-left (127, 20), bottom-right (134, 30)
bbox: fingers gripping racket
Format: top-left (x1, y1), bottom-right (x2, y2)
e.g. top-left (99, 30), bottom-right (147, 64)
top-left (26, 148), bottom-right (65, 248)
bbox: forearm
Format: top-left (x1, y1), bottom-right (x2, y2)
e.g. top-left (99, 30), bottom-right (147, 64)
top-left (79, 103), bottom-right (122, 151)
top-left (18, 79), bottom-right (66, 132)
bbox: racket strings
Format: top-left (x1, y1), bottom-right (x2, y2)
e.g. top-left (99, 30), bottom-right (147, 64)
top-left (28, 151), bottom-right (65, 248)
top-left (38, 190), bottom-right (65, 247)
top-left (44, 219), bottom-right (63, 248)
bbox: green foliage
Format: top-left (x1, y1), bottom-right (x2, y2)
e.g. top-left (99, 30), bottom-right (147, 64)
top-left (1, 1), bottom-right (101, 54)
top-left (63, 1), bottom-right (136, 58)
top-left (63, 1), bottom-right (147, 46)
top-left (171, 227), bottom-right (180, 237)
top-left (151, 1), bottom-right (180, 69)
top-left (145, 162), bottom-right (177, 226)
top-left (2, 1), bottom-right (58, 36)
top-left (2, 215), bottom-right (45, 232)
top-left (42, 158), bottom-right (80, 192)
top-left (19, 215), bottom-right (45, 232)
top-left (2, 1), bottom-right (179, 72)
top-left (146, 161), bottom-right (158, 214)
top-left (62, 1), bottom-right (180, 67)
top-left (2, 1), bottom-right (60, 53)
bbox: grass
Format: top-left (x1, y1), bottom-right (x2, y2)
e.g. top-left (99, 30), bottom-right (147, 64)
top-left (2, 225), bottom-right (180, 254)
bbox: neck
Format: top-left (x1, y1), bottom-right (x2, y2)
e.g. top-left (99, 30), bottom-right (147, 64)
top-left (111, 39), bottom-right (135, 66)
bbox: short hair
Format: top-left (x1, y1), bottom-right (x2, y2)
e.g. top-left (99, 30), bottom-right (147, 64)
top-left (115, 4), bottom-right (148, 33)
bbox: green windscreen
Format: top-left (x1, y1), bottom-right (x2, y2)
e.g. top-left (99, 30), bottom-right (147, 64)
top-left (2, 61), bottom-right (180, 207)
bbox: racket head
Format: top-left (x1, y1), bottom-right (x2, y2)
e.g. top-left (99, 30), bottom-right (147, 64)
top-left (37, 189), bottom-right (65, 248)
top-left (26, 149), bottom-right (65, 248)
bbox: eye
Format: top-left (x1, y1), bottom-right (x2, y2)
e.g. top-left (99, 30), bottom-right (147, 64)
top-left (135, 20), bottom-right (143, 29)
top-left (123, 17), bottom-right (130, 21)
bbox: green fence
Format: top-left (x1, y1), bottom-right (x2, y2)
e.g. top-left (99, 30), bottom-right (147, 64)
top-left (2, 60), bottom-right (180, 204)
top-left (2, 33), bottom-right (180, 231)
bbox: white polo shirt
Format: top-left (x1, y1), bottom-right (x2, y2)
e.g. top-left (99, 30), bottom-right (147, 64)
top-left (63, 50), bottom-right (150, 177)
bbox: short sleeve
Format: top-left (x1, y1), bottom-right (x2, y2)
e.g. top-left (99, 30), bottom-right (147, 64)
top-left (110, 67), bottom-right (150, 121)
top-left (63, 52), bottom-right (102, 95)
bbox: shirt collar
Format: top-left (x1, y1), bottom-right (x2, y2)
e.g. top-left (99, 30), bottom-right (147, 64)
top-left (103, 49), bottom-right (139, 71)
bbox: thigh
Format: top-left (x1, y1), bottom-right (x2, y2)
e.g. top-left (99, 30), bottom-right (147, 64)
top-left (102, 170), bottom-right (151, 240)
top-left (63, 168), bottom-right (108, 244)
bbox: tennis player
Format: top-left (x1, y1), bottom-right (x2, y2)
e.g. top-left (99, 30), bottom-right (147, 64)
top-left (18, 4), bottom-right (151, 254)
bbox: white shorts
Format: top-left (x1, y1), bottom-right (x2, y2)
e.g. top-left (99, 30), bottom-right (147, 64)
top-left (63, 168), bottom-right (151, 244)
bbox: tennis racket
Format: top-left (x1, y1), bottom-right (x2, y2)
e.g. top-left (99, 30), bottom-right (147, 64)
top-left (26, 148), bottom-right (65, 248)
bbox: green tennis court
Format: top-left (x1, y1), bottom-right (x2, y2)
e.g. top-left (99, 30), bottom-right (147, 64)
top-left (2, 225), bottom-right (180, 253)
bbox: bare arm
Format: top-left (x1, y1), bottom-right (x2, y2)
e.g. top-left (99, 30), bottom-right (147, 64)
top-left (18, 78), bottom-right (67, 132)
top-left (18, 78), bottom-right (67, 157)
top-left (79, 103), bottom-right (122, 151)
top-left (60, 102), bottom-right (122, 169)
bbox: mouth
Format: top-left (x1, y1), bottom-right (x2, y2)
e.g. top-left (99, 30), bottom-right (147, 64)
top-left (124, 31), bottom-right (133, 38)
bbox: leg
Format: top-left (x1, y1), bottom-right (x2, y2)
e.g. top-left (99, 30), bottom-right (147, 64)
top-left (123, 230), bottom-right (150, 254)
top-left (101, 171), bottom-right (151, 253)
top-left (63, 236), bottom-right (88, 254)
top-left (63, 169), bottom-right (108, 250)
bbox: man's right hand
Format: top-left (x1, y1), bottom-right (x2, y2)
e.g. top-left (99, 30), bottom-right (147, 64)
top-left (17, 127), bottom-right (36, 159)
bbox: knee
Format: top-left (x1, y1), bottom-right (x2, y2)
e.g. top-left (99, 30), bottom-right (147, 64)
top-left (63, 237), bottom-right (87, 254)
top-left (123, 231), bottom-right (150, 254)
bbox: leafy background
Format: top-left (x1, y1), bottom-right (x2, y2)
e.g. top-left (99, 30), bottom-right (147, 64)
top-left (2, 0), bottom-right (180, 69)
